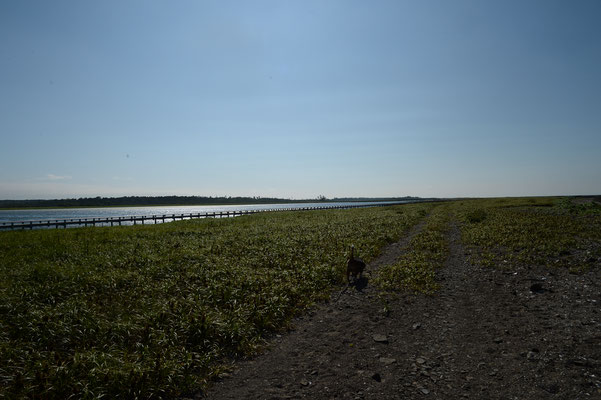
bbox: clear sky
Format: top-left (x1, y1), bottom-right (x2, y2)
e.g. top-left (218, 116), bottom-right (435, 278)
top-left (1, 0), bottom-right (600, 200)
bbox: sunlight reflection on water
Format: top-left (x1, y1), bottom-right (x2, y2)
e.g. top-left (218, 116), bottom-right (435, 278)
top-left (0, 201), bottom-right (410, 224)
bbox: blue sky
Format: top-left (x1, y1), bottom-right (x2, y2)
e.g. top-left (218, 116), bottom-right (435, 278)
top-left (1, 0), bottom-right (600, 199)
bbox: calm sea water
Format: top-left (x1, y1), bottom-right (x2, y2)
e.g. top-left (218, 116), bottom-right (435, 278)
top-left (0, 201), bottom-right (412, 224)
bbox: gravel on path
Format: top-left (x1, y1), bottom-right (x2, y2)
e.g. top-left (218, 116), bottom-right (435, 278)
top-left (202, 219), bottom-right (601, 399)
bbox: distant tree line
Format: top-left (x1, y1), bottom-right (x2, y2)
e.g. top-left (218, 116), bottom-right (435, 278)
top-left (0, 195), bottom-right (424, 209)
top-left (0, 196), bottom-right (303, 209)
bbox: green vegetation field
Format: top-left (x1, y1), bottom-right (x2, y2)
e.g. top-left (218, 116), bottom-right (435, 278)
top-left (375, 203), bottom-right (451, 293)
top-left (374, 197), bottom-right (600, 294)
top-left (2, 197), bottom-right (599, 398)
top-left (0, 203), bottom-right (434, 398)
top-left (455, 197), bottom-right (601, 273)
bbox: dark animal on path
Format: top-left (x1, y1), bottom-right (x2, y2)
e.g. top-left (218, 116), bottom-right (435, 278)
top-left (346, 245), bottom-right (366, 283)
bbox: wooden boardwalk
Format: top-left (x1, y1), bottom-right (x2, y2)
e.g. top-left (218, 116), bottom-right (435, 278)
top-left (0, 202), bottom-right (412, 230)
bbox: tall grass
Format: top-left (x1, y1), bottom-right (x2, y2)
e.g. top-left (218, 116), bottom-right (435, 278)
top-left (0, 203), bottom-right (433, 398)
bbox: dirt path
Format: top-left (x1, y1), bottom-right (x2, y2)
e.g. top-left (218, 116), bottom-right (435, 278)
top-left (202, 217), bottom-right (601, 399)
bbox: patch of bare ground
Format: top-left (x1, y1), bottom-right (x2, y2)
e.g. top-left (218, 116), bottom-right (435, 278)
top-left (200, 217), bottom-right (601, 399)
top-left (572, 196), bottom-right (601, 206)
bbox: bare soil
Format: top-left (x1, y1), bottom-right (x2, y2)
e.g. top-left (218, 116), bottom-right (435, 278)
top-left (572, 196), bottom-right (601, 206)
top-left (200, 220), bottom-right (601, 399)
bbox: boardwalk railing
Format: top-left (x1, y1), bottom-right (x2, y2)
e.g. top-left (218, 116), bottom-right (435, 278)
top-left (0, 202), bottom-right (415, 230)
